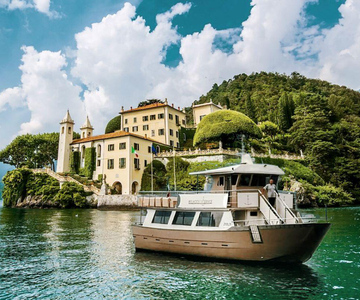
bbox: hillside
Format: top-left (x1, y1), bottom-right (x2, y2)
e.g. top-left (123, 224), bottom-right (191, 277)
top-left (192, 72), bottom-right (360, 202)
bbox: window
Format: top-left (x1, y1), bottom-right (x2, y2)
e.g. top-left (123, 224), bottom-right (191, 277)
top-left (218, 176), bottom-right (224, 186)
top-left (134, 158), bottom-right (140, 169)
top-left (156, 146), bottom-right (160, 153)
top-left (148, 146), bottom-right (151, 153)
top-left (182, 119), bottom-right (186, 125)
top-left (175, 115), bottom-right (179, 124)
top-left (97, 145), bottom-right (101, 157)
top-left (143, 116), bottom-right (148, 122)
top-left (97, 160), bottom-right (101, 167)
top-left (125, 119), bottom-right (128, 124)
top-left (158, 129), bottom-right (164, 136)
top-left (231, 175), bottom-right (238, 186)
top-left (250, 211), bottom-right (258, 217)
top-left (134, 143), bottom-right (139, 150)
top-left (239, 174), bottom-right (251, 186)
top-left (144, 160), bottom-right (147, 167)
top-left (176, 142), bottom-right (180, 148)
top-left (132, 126), bottom-right (138, 132)
top-left (107, 159), bottom-right (114, 169)
top-left (150, 114), bottom-right (156, 120)
top-left (133, 117), bottom-right (137, 123)
top-left (68, 127), bottom-right (72, 134)
top-left (158, 113), bottom-right (164, 119)
top-left (170, 129), bottom-right (173, 136)
top-left (108, 144), bottom-right (114, 151)
top-left (143, 125), bottom-right (149, 130)
top-left (152, 210), bottom-right (171, 224)
top-left (119, 142), bottom-right (126, 150)
top-left (169, 113), bottom-right (173, 120)
top-left (196, 212), bottom-right (223, 227)
top-left (124, 127), bottom-right (129, 132)
top-left (200, 115), bottom-right (206, 121)
top-left (151, 130), bottom-right (155, 137)
top-left (119, 158), bottom-right (126, 168)
top-left (170, 140), bottom-right (174, 147)
top-left (172, 212), bottom-right (195, 226)
top-left (176, 131), bottom-right (179, 138)
top-left (61, 127), bottom-right (64, 134)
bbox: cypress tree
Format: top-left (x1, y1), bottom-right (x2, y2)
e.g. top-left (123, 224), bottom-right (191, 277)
top-left (245, 94), bottom-right (257, 123)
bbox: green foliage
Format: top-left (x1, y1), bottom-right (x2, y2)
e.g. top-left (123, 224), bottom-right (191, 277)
top-left (245, 94), bottom-right (257, 123)
top-left (105, 116), bottom-right (121, 134)
top-left (277, 92), bottom-right (295, 131)
top-left (70, 151), bottom-right (80, 174)
top-left (84, 148), bottom-right (96, 178)
top-left (0, 132), bottom-right (59, 169)
top-left (313, 184), bottom-right (354, 206)
top-left (2, 169), bottom-right (32, 207)
top-left (138, 99), bottom-right (164, 107)
top-left (53, 182), bottom-right (87, 208)
top-left (193, 110), bottom-right (262, 146)
top-left (179, 127), bottom-right (196, 149)
top-left (141, 160), bottom-right (167, 191)
top-left (258, 121), bottom-right (279, 139)
top-left (2, 169), bottom-right (88, 208)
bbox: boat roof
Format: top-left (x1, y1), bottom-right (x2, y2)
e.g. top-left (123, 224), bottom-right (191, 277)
top-left (189, 154), bottom-right (285, 176)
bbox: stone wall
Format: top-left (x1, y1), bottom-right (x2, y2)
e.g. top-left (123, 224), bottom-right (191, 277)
top-left (96, 194), bottom-right (138, 209)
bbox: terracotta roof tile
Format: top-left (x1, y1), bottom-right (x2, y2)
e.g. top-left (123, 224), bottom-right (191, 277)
top-left (120, 102), bottom-right (184, 114)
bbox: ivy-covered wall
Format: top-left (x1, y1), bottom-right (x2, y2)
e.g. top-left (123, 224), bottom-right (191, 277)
top-left (84, 147), bottom-right (96, 178)
top-left (70, 151), bottom-right (80, 174)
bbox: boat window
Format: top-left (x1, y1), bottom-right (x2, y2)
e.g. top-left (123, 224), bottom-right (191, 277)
top-left (251, 174), bottom-right (268, 186)
top-left (196, 212), bottom-right (223, 227)
top-left (152, 211), bottom-right (172, 224)
top-left (172, 212), bottom-right (195, 226)
top-left (239, 174), bottom-right (251, 186)
top-left (231, 175), bottom-right (238, 186)
top-left (218, 176), bottom-right (224, 186)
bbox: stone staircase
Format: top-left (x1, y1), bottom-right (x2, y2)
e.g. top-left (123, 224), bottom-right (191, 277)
top-left (32, 168), bottom-right (100, 195)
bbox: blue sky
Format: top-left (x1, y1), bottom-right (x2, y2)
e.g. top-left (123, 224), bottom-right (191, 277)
top-left (0, 0), bottom-right (357, 151)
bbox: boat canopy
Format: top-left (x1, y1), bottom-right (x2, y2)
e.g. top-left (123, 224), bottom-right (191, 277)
top-left (189, 154), bottom-right (285, 176)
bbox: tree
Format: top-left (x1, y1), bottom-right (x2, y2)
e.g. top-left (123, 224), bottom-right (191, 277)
top-left (258, 121), bottom-right (279, 139)
top-left (141, 160), bottom-right (167, 191)
top-left (245, 94), bottom-right (257, 122)
top-left (193, 110), bottom-right (262, 146)
top-left (277, 92), bottom-right (295, 131)
top-left (138, 99), bottom-right (163, 107)
top-left (0, 133), bottom-right (59, 169)
top-left (105, 116), bottom-right (121, 134)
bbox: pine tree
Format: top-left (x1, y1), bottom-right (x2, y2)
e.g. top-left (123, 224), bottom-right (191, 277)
top-left (245, 94), bottom-right (257, 123)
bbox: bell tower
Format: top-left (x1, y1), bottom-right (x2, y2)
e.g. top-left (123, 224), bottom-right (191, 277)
top-left (80, 116), bottom-right (94, 139)
top-left (56, 110), bottom-right (74, 173)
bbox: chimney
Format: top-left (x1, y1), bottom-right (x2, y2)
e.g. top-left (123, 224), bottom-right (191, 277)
top-left (172, 103), bottom-right (174, 107)
top-left (121, 106), bottom-right (124, 112)
top-left (164, 98), bottom-right (168, 105)
top-left (130, 106), bottom-right (132, 110)
top-left (178, 106), bottom-right (180, 110)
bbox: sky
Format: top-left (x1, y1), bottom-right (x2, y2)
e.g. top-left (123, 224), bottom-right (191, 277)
top-left (1, 0), bottom-right (359, 149)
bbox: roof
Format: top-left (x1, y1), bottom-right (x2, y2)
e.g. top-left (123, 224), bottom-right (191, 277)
top-left (189, 154), bottom-right (284, 176)
top-left (120, 102), bottom-right (185, 114)
top-left (192, 101), bottom-right (222, 110)
top-left (60, 110), bottom-right (74, 124)
top-left (71, 130), bottom-right (165, 145)
top-left (80, 116), bottom-right (93, 130)
top-left (189, 163), bottom-right (285, 176)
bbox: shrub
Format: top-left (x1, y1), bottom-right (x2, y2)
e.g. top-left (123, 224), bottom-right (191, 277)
top-left (105, 116), bottom-right (121, 134)
top-left (2, 169), bottom-right (32, 207)
top-left (141, 160), bottom-right (167, 191)
top-left (314, 184), bottom-right (355, 206)
top-left (53, 182), bottom-right (87, 208)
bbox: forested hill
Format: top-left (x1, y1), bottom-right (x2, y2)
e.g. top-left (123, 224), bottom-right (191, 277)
top-left (194, 72), bottom-right (360, 201)
top-left (196, 72), bottom-right (360, 123)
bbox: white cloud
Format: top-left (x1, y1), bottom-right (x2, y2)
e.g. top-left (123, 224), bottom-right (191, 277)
top-left (17, 46), bottom-right (84, 134)
top-left (2, 0), bottom-right (360, 147)
top-left (0, 0), bottom-right (58, 18)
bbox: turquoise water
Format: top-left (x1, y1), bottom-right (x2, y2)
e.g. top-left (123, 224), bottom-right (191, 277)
top-left (0, 205), bottom-right (359, 300)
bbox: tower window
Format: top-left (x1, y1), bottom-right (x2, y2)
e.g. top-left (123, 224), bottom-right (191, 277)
top-left (68, 127), bottom-right (72, 134)
top-left (61, 127), bottom-right (64, 134)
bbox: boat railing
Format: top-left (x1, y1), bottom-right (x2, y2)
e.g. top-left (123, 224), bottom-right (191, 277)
top-left (275, 193), bottom-right (300, 224)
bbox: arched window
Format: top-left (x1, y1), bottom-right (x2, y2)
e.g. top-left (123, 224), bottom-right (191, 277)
top-left (68, 127), bottom-right (71, 134)
top-left (112, 181), bottom-right (122, 194)
top-left (97, 144), bottom-right (101, 158)
top-left (132, 181), bottom-right (139, 195)
top-left (82, 132), bottom-right (85, 138)
top-left (156, 146), bottom-right (160, 154)
top-left (61, 127), bottom-right (64, 134)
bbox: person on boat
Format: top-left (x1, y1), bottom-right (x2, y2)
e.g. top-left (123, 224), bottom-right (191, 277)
top-left (263, 179), bottom-right (279, 207)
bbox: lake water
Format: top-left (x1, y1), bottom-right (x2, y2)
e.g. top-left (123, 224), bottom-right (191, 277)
top-left (0, 204), bottom-right (359, 300)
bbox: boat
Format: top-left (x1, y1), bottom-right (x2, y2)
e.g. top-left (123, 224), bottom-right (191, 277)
top-left (132, 154), bottom-right (330, 263)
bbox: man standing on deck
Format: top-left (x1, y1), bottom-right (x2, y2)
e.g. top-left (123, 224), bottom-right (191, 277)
top-left (263, 179), bottom-right (278, 207)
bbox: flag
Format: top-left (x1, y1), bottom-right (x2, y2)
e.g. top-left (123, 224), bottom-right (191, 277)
top-left (131, 146), bottom-right (138, 157)
top-left (151, 144), bottom-right (157, 156)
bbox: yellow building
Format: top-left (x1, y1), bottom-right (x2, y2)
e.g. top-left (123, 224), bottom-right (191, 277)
top-left (71, 131), bottom-right (163, 195)
top-left (119, 99), bottom-right (186, 148)
top-left (192, 100), bottom-right (223, 127)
